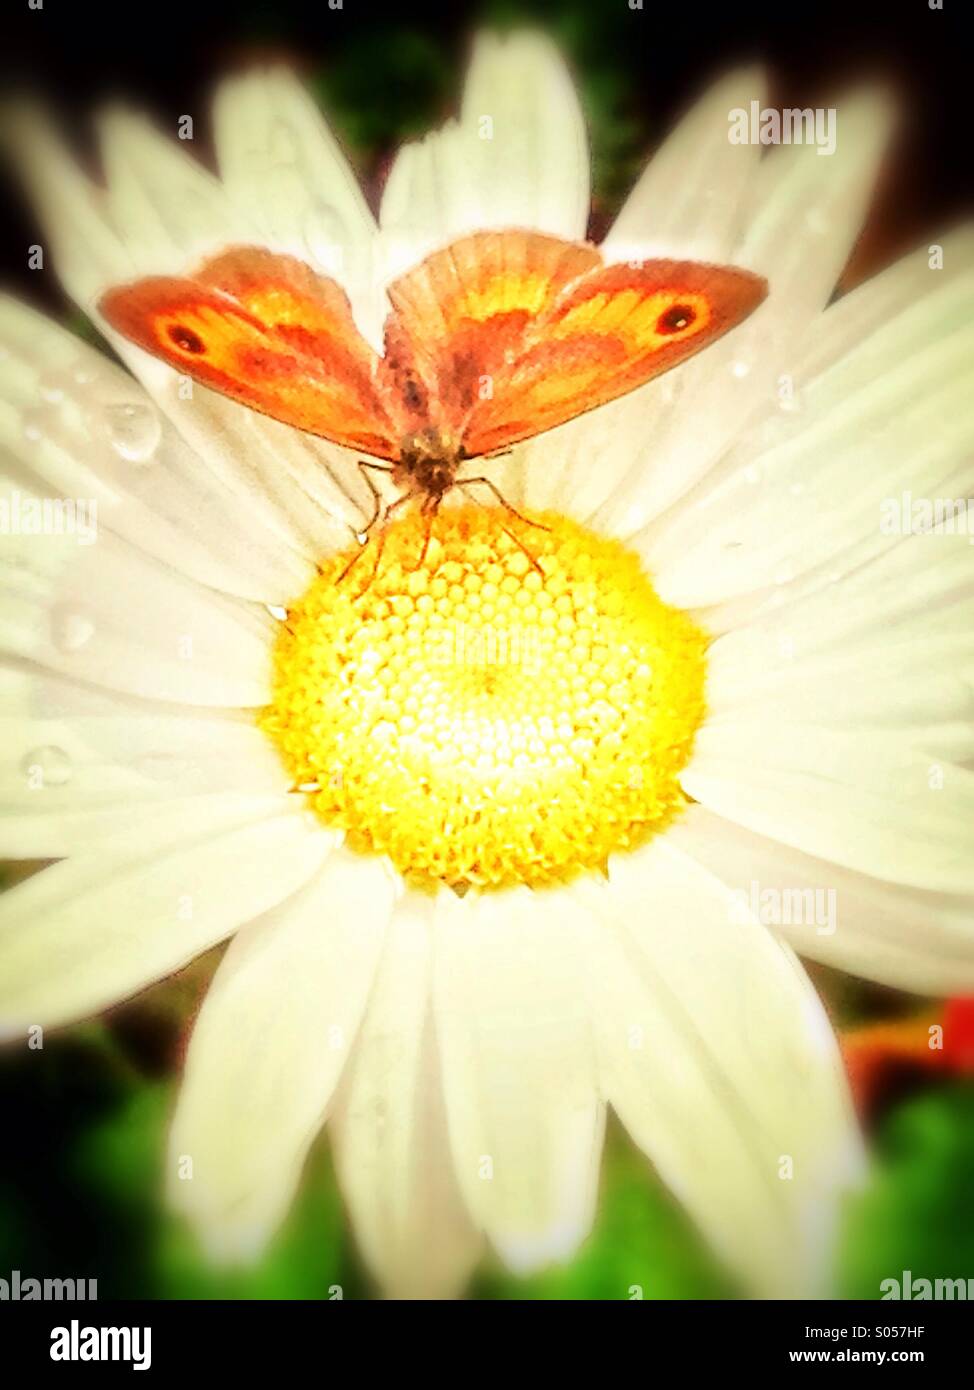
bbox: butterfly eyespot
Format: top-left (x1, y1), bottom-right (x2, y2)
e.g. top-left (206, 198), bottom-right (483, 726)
top-left (656, 304), bottom-right (696, 335)
top-left (167, 324), bottom-right (206, 354)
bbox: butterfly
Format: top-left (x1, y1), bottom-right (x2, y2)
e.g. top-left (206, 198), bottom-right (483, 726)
top-left (99, 229), bottom-right (767, 550)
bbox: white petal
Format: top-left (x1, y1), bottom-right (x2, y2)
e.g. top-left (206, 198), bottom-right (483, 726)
top-left (432, 886), bottom-right (604, 1273)
top-left (525, 69), bottom-right (766, 524)
top-left (664, 807), bottom-right (974, 995)
top-left (683, 720), bottom-right (974, 895)
top-left (797, 224), bottom-right (974, 382)
top-left (605, 67), bottom-right (768, 264)
top-left (2, 105), bottom-right (134, 305)
top-left (699, 524), bottom-right (973, 669)
top-left (212, 66), bottom-right (381, 343)
top-left (641, 228), bottom-right (974, 616)
top-left (0, 663), bottom-right (291, 858)
top-left (0, 506), bottom-right (275, 706)
top-left (593, 88), bottom-right (895, 534)
top-left (0, 294), bottom-right (314, 603)
top-left (5, 106), bottom-right (367, 550)
top-left (706, 626), bottom-right (974, 766)
top-left (573, 838), bottom-right (862, 1296)
top-left (0, 797), bottom-right (333, 1036)
top-left (330, 895), bottom-right (482, 1296)
top-left (378, 31), bottom-right (589, 281)
top-left (96, 106), bottom-right (255, 274)
top-left (94, 106), bottom-right (368, 549)
top-left (169, 849), bottom-right (393, 1262)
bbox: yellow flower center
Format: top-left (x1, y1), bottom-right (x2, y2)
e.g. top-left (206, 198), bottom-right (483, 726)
top-left (260, 506), bottom-right (707, 891)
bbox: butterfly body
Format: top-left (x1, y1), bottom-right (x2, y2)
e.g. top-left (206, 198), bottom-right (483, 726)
top-left (99, 229), bottom-right (768, 534)
top-left (394, 425), bottom-right (467, 508)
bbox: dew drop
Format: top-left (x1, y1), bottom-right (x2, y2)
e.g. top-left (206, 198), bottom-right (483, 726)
top-left (731, 360), bottom-right (752, 380)
top-left (50, 603), bottom-right (95, 653)
top-left (21, 744), bottom-right (73, 788)
top-left (743, 464), bottom-right (761, 485)
top-left (104, 402), bottom-right (161, 464)
top-left (266, 603), bottom-right (289, 621)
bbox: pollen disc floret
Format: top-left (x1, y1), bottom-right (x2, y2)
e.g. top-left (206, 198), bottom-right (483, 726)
top-left (260, 506), bottom-right (708, 891)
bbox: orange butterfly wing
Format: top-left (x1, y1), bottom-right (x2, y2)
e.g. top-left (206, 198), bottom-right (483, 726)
top-left (378, 230), bottom-right (602, 444)
top-left (380, 231), bottom-right (768, 458)
top-left (99, 247), bottom-right (401, 460)
top-left (100, 234), bottom-right (767, 472)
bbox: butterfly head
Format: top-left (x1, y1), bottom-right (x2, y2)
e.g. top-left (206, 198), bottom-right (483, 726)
top-left (394, 425), bottom-right (464, 503)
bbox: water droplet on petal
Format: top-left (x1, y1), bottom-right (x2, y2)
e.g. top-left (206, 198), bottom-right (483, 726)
top-left (743, 464), bottom-right (761, 485)
top-left (731, 360), bottom-right (752, 380)
top-left (21, 744), bottom-right (73, 787)
top-left (104, 402), bottom-right (161, 464)
top-left (266, 604), bottom-right (289, 621)
top-left (50, 603), bottom-right (95, 653)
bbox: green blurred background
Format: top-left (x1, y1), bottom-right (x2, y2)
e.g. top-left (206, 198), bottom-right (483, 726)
top-left (2, 0), bottom-right (973, 1299)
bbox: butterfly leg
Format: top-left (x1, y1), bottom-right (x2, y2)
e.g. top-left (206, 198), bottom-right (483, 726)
top-left (355, 459), bottom-right (396, 535)
top-left (338, 488), bottom-right (421, 597)
top-left (411, 495), bottom-right (442, 572)
top-left (455, 478), bottom-right (546, 577)
top-left (333, 462), bottom-right (394, 577)
top-left (456, 475), bottom-right (551, 532)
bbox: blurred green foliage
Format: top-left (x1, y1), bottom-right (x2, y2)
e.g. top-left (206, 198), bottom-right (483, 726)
top-left (840, 1089), bottom-right (974, 1298)
top-left (312, 30), bottom-right (455, 158)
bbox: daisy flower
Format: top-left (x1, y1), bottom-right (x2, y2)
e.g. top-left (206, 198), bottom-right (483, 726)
top-left (1, 32), bottom-right (972, 1299)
